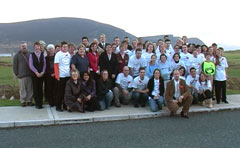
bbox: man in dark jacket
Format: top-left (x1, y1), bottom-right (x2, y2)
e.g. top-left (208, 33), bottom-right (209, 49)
top-left (13, 41), bottom-right (34, 107)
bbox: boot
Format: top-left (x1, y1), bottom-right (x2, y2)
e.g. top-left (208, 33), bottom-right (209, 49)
top-left (208, 99), bottom-right (213, 108)
top-left (206, 99), bottom-right (213, 108)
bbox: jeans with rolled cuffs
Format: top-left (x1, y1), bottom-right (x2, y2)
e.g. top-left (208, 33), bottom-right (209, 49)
top-left (98, 91), bottom-right (113, 110)
top-left (149, 96), bottom-right (165, 112)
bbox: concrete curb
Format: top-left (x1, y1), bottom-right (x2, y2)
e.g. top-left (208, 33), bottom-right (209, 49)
top-left (1, 104), bottom-right (240, 129)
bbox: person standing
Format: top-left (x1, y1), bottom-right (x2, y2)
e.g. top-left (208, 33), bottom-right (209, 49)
top-left (54, 41), bottom-right (71, 112)
top-left (45, 44), bottom-right (56, 107)
top-left (29, 42), bottom-right (46, 109)
top-left (165, 69), bottom-right (193, 118)
top-left (13, 41), bottom-right (34, 107)
top-left (99, 44), bottom-right (118, 81)
top-left (214, 48), bottom-right (228, 104)
top-left (71, 44), bottom-right (89, 74)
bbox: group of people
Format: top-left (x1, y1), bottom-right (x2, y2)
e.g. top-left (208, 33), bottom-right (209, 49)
top-left (13, 34), bottom-right (228, 118)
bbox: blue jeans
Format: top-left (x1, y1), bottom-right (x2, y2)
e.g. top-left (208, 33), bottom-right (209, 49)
top-left (132, 91), bottom-right (148, 106)
top-left (99, 91), bottom-right (113, 110)
top-left (149, 96), bottom-right (165, 112)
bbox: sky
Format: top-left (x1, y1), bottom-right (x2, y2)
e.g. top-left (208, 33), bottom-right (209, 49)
top-left (1, 0), bottom-right (239, 50)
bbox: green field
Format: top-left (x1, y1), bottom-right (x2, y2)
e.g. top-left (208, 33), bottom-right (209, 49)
top-left (0, 50), bottom-right (240, 106)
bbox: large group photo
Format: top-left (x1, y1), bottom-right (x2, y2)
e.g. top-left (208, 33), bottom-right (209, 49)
top-left (13, 34), bottom-right (229, 119)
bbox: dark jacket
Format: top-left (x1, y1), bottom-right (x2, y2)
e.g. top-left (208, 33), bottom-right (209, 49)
top-left (99, 52), bottom-right (119, 77)
top-left (81, 79), bottom-right (97, 98)
top-left (64, 79), bottom-right (85, 112)
top-left (13, 51), bottom-right (33, 78)
top-left (45, 55), bottom-right (55, 76)
top-left (96, 79), bottom-right (113, 100)
top-left (147, 77), bottom-right (165, 98)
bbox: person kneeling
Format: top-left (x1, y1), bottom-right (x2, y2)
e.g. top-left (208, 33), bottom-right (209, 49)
top-left (147, 69), bottom-right (165, 112)
top-left (81, 71), bottom-right (100, 111)
top-left (196, 72), bottom-right (213, 108)
top-left (165, 69), bottom-right (193, 118)
top-left (113, 66), bottom-right (133, 107)
top-left (96, 70), bottom-right (114, 110)
top-left (64, 70), bottom-right (85, 113)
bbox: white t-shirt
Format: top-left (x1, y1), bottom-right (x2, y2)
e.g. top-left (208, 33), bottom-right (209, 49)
top-left (128, 56), bottom-right (147, 77)
top-left (152, 79), bottom-right (160, 96)
top-left (142, 52), bottom-right (154, 64)
top-left (180, 52), bottom-right (193, 67)
top-left (170, 60), bottom-right (186, 71)
top-left (196, 80), bottom-right (212, 92)
top-left (159, 61), bottom-right (171, 80)
top-left (186, 75), bottom-right (199, 87)
top-left (214, 57), bottom-right (228, 81)
top-left (54, 51), bottom-right (71, 78)
top-left (132, 76), bottom-right (149, 90)
top-left (115, 73), bottom-right (133, 90)
top-left (189, 56), bottom-right (204, 74)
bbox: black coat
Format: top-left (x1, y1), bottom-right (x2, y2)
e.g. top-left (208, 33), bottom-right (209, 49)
top-left (99, 52), bottom-right (119, 77)
top-left (96, 79), bottom-right (113, 100)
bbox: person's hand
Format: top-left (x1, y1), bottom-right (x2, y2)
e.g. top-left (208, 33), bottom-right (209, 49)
top-left (86, 95), bottom-right (91, 101)
top-left (178, 96), bottom-right (184, 103)
top-left (112, 74), bottom-right (116, 79)
top-left (35, 72), bottom-right (41, 77)
top-left (51, 73), bottom-right (55, 77)
top-left (77, 98), bottom-right (82, 103)
top-left (173, 100), bottom-right (178, 104)
top-left (40, 72), bottom-right (44, 77)
top-left (154, 96), bottom-right (159, 100)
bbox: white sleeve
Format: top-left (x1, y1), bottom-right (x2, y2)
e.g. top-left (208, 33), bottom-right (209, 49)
top-left (132, 78), bottom-right (138, 88)
top-left (141, 57), bottom-right (147, 67)
top-left (128, 77), bottom-right (133, 88)
top-left (128, 58), bottom-right (134, 68)
top-left (54, 52), bottom-right (60, 64)
top-left (186, 76), bottom-right (191, 86)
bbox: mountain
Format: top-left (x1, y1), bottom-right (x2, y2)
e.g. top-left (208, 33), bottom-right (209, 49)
top-left (0, 17), bottom-right (205, 53)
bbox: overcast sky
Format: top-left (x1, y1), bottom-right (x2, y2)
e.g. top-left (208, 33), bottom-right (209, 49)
top-left (1, 0), bottom-right (239, 49)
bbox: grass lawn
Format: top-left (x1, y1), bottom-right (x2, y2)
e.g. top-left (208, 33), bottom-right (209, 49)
top-left (0, 50), bottom-right (240, 106)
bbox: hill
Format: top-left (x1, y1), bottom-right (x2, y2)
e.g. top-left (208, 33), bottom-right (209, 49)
top-left (0, 17), bottom-right (204, 53)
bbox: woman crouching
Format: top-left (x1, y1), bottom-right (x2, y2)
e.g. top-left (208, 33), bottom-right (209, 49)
top-left (64, 70), bottom-right (85, 112)
top-left (81, 71), bottom-right (100, 112)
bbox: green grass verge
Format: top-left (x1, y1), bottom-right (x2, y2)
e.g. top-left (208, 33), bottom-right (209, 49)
top-left (0, 99), bottom-right (21, 106)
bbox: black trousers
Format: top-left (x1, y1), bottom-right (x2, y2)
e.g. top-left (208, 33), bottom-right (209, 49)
top-left (32, 76), bottom-right (44, 107)
top-left (198, 90), bottom-right (212, 102)
top-left (45, 76), bottom-right (56, 106)
top-left (85, 96), bottom-right (100, 111)
top-left (55, 77), bottom-right (69, 110)
top-left (214, 80), bottom-right (227, 103)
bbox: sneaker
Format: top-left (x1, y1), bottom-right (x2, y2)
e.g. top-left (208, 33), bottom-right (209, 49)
top-left (27, 102), bottom-right (35, 106)
top-left (21, 103), bottom-right (26, 107)
top-left (134, 104), bottom-right (139, 108)
top-left (222, 100), bottom-right (229, 104)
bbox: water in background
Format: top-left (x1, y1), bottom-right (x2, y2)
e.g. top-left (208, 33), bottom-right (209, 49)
top-left (0, 53), bottom-right (12, 57)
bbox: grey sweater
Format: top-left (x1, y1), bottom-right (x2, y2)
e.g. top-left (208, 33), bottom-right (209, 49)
top-left (13, 51), bottom-right (33, 78)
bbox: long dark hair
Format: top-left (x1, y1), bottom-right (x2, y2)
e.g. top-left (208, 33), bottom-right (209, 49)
top-left (152, 69), bottom-right (164, 81)
top-left (81, 71), bottom-right (93, 87)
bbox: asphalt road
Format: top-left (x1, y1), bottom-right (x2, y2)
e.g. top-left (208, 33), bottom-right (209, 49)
top-left (0, 110), bottom-right (240, 148)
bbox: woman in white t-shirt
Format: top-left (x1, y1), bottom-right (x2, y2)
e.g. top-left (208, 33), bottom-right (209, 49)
top-left (196, 72), bottom-right (213, 108)
top-left (214, 48), bottom-right (228, 104)
top-left (142, 43), bottom-right (155, 64)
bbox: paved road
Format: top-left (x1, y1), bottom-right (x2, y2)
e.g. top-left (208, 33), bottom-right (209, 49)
top-left (0, 110), bottom-right (240, 148)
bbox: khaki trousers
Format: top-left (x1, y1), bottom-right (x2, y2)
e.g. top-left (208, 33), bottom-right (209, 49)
top-left (167, 95), bottom-right (193, 114)
top-left (18, 76), bottom-right (33, 103)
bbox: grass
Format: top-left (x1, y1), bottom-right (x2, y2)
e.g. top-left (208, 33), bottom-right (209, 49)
top-left (0, 99), bottom-right (21, 106)
top-left (0, 50), bottom-right (240, 106)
